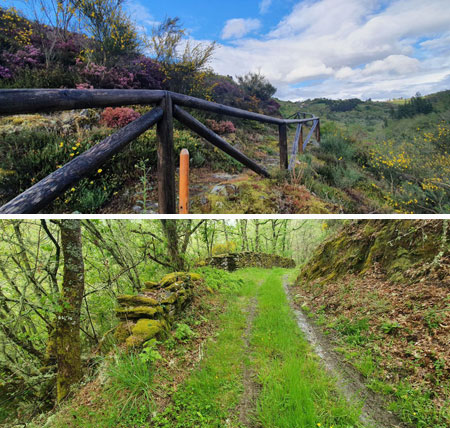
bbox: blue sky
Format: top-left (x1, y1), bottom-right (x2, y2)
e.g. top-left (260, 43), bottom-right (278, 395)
top-left (8, 0), bottom-right (450, 100)
top-left (126, 0), bottom-right (450, 101)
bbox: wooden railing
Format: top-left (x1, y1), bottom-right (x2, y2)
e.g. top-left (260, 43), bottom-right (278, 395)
top-left (0, 89), bottom-right (320, 214)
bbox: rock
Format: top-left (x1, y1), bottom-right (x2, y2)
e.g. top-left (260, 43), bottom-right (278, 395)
top-left (125, 319), bottom-right (166, 348)
top-left (132, 205), bottom-right (143, 213)
top-left (210, 183), bottom-right (238, 198)
top-left (143, 280), bottom-right (159, 290)
top-left (116, 305), bottom-right (164, 319)
top-left (115, 271), bottom-right (202, 349)
top-left (200, 252), bottom-right (296, 271)
top-left (117, 295), bottom-right (159, 306)
top-left (115, 321), bottom-right (136, 342)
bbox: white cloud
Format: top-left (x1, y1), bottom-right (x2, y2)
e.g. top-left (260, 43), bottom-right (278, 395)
top-left (126, 0), bottom-right (159, 29)
top-left (209, 0), bottom-right (450, 100)
top-left (221, 18), bottom-right (261, 40)
top-left (259, 0), bottom-right (273, 14)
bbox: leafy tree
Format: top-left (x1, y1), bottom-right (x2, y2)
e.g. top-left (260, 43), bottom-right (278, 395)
top-left (73, 0), bottom-right (141, 66)
top-left (149, 17), bottom-right (216, 96)
top-left (237, 71), bottom-right (276, 101)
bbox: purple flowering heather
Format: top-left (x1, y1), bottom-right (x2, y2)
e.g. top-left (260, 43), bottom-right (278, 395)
top-left (0, 65), bottom-right (12, 79)
top-left (2, 45), bottom-right (43, 71)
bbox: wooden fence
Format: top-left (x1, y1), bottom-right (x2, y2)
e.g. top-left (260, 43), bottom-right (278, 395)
top-left (0, 89), bottom-right (320, 214)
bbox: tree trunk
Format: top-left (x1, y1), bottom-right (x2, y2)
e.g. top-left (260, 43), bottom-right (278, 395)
top-left (160, 220), bottom-right (185, 271)
top-left (56, 220), bottom-right (85, 403)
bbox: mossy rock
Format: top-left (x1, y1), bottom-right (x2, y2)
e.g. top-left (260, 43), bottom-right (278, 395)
top-left (117, 295), bottom-right (159, 307)
top-left (159, 272), bottom-right (202, 287)
top-left (125, 319), bottom-right (166, 348)
top-left (115, 321), bottom-right (136, 343)
top-left (143, 281), bottom-right (159, 290)
top-left (160, 292), bottom-right (179, 305)
top-left (116, 305), bottom-right (164, 320)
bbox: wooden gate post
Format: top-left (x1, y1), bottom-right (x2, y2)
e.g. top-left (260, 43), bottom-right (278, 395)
top-left (157, 92), bottom-right (176, 214)
top-left (279, 123), bottom-right (288, 170)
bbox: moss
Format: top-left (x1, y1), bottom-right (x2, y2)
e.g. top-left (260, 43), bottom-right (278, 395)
top-left (143, 281), bottom-right (159, 290)
top-left (114, 321), bottom-right (136, 343)
top-left (117, 295), bottom-right (159, 307)
top-left (159, 272), bottom-right (201, 287)
top-left (125, 319), bottom-right (166, 348)
top-left (116, 305), bottom-right (164, 319)
top-left (160, 292), bottom-right (179, 305)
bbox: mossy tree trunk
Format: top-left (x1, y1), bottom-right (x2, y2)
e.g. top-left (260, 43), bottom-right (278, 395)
top-left (56, 220), bottom-right (85, 403)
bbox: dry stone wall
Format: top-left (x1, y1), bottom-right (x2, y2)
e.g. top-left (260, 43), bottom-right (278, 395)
top-left (203, 251), bottom-right (295, 271)
top-left (115, 272), bottom-right (202, 349)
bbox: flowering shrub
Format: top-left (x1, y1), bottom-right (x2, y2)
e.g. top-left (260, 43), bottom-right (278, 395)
top-left (76, 60), bottom-right (136, 89)
top-left (206, 119), bottom-right (236, 135)
top-left (100, 107), bottom-right (141, 128)
top-left (131, 57), bottom-right (165, 89)
top-left (0, 65), bottom-right (12, 79)
top-left (2, 45), bottom-right (42, 73)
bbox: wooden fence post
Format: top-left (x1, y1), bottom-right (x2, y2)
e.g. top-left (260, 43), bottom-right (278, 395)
top-left (157, 92), bottom-right (176, 214)
top-left (279, 123), bottom-right (288, 170)
top-left (299, 125), bottom-right (304, 154)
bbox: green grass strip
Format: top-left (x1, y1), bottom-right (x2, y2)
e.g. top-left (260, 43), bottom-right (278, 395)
top-left (252, 268), bottom-right (363, 428)
top-left (152, 270), bottom-right (258, 428)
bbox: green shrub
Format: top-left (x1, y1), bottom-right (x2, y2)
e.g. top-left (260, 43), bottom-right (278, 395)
top-left (319, 134), bottom-right (356, 161)
top-left (174, 323), bottom-right (195, 342)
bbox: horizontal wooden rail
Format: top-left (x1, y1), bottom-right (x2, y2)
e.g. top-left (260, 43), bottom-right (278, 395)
top-left (0, 89), bottom-right (318, 125)
top-left (0, 88), bottom-right (320, 213)
top-left (174, 105), bottom-right (270, 178)
top-left (0, 89), bottom-right (165, 115)
top-left (0, 107), bottom-right (163, 214)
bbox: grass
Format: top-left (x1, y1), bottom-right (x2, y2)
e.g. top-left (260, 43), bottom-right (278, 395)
top-left (44, 268), bottom-right (366, 428)
top-left (251, 269), bottom-right (363, 428)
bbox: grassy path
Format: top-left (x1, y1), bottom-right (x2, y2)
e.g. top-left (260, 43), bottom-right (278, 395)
top-left (154, 268), bottom-right (364, 428)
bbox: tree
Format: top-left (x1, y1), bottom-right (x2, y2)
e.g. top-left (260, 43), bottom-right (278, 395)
top-left (56, 220), bottom-right (85, 402)
top-left (237, 72), bottom-right (276, 101)
top-left (149, 17), bottom-right (216, 96)
top-left (159, 220), bottom-right (205, 270)
top-left (74, 0), bottom-right (141, 66)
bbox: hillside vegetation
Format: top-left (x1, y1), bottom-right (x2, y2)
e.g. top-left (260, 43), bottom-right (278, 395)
top-left (293, 220), bottom-right (449, 427)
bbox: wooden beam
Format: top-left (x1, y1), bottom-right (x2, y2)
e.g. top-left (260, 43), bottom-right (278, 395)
top-left (171, 92), bottom-right (284, 125)
top-left (157, 92), bottom-right (176, 214)
top-left (0, 89), bottom-right (165, 115)
top-left (279, 123), bottom-right (288, 170)
top-left (173, 105), bottom-right (270, 178)
top-left (302, 120), bottom-right (319, 152)
top-left (0, 107), bottom-right (163, 214)
top-left (288, 124), bottom-right (303, 171)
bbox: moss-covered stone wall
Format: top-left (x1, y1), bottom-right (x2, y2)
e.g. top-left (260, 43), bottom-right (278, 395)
top-left (115, 272), bottom-right (202, 349)
top-left (202, 251), bottom-right (296, 271)
top-left (297, 220), bottom-right (449, 285)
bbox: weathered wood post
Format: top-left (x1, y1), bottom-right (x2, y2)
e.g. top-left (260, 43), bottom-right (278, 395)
top-left (157, 91), bottom-right (176, 214)
top-left (299, 125), bottom-right (304, 154)
top-left (279, 123), bottom-right (288, 170)
top-left (315, 119), bottom-right (321, 143)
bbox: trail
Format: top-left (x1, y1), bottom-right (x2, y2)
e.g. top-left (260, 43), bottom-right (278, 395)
top-left (282, 275), bottom-right (408, 428)
top-left (237, 281), bottom-right (262, 428)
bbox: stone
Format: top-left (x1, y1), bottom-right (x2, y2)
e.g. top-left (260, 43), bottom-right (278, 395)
top-left (117, 295), bottom-right (159, 307)
top-left (116, 305), bottom-right (164, 319)
top-left (125, 319), bottom-right (166, 348)
top-left (210, 183), bottom-right (238, 198)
